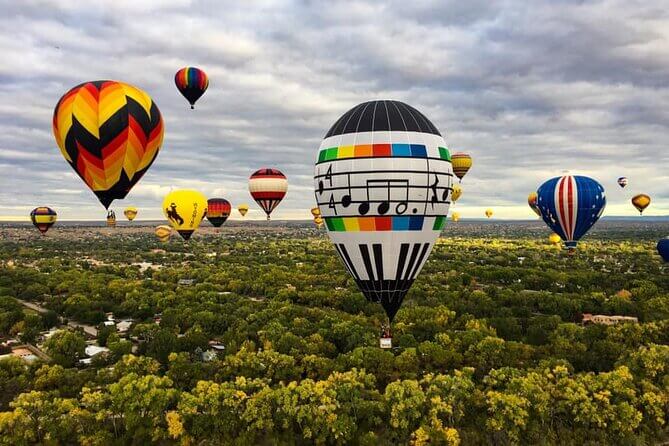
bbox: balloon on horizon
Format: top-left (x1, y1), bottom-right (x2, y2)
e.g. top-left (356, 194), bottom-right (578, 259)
top-left (249, 168), bottom-right (288, 220)
top-left (536, 175), bottom-right (606, 251)
top-left (631, 194), bottom-right (650, 214)
top-left (162, 190), bottom-right (207, 240)
top-left (206, 198), bottom-right (231, 227)
top-left (30, 207), bottom-right (57, 235)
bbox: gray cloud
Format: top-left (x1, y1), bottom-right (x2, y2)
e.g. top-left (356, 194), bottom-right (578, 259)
top-left (1, 0), bottom-right (668, 221)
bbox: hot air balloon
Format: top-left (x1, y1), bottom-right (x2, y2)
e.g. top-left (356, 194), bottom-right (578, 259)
top-left (206, 198), bottom-right (231, 227)
top-left (451, 212), bottom-right (460, 222)
top-left (485, 209), bottom-right (493, 218)
top-left (450, 152), bottom-right (472, 181)
top-left (162, 190), bottom-right (207, 240)
top-left (528, 192), bottom-right (540, 216)
top-left (30, 207), bottom-right (57, 235)
top-left (53, 81), bottom-right (164, 209)
top-left (175, 67), bottom-right (209, 109)
top-left (106, 210), bottom-right (116, 227)
top-left (249, 168), bottom-right (287, 220)
top-left (617, 177), bottom-right (628, 188)
top-left (549, 233), bottom-right (561, 245)
top-left (124, 207), bottom-right (138, 221)
top-left (314, 100), bottom-right (453, 337)
top-left (631, 194), bottom-right (650, 214)
top-left (238, 204), bottom-right (249, 217)
top-left (536, 175), bottom-right (606, 250)
top-left (311, 207), bottom-right (321, 218)
top-left (314, 216), bottom-right (324, 228)
top-left (155, 225), bottom-right (172, 243)
top-left (657, 238), bottom-right (669, 262)
top-left (451, 184), bottom-right (462, 202)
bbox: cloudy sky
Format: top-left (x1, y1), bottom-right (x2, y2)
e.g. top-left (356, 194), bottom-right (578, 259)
top-left (1, 0), bottom-right (668, 220)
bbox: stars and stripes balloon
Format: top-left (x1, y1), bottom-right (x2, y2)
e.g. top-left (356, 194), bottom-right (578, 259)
top-left (657, 238), bottom-right (669, 262)
top-left (249, 168), bottom-right (288, 220)
top-left (53, 80), bottom-right (164, 209)
top-left (314, 100), bottom-right (453, 323)
top-left (206, 198), bottom-right (232, 227)
top-left (175, 67), bottom-right (209, 109)
top-left (536, 175), bottom-right (606, 250)
top-left (30, 207), bottom-right (57, 235)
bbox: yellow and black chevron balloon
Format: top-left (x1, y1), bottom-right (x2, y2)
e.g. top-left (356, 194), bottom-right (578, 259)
top-left (53, 80), bottom-right (164, 208)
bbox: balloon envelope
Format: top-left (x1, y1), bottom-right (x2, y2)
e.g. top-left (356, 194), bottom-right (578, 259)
top-left (451, 212), bottom-right (460, 222)
top-left (528, 192), bottom-right (540, 216)
top-left (485, 209), bottom-right (493, 218)
top-left (314, 100), bottom-right (453, 322)
top-left (249, 168), bottom-right (287, 220)
top-left (450, 152), bottom-right (472, 181)
top-left (238, 204), bottom-right (249, 217)
top-left (631, 194), bottom-right (650, 214)
top-left (175, 67), bottom-right (208, 109)
top-left (451, 184), bottom-right (462, 202)
top-left (536, 175), bottom-right (606, 249)
top-left (207, 198), bottom-right (231, 227)
top-left (657, 238), bottom-right (669, 262)
top-left (162, 190), bottom-right (207, 240)
top-left (124, 207), bottom-right (138, 221)
top-left (53, 81), bottom-right (164, 209)
top-left (155, 225), bottom-right (172, 242)
top-left (549, 233), bottom-right (561, 245)
top-left (617, 177), bottom-right (628, 188)
top-left (311, 207), bottom-right (321, 218)
top-left (30, 207), bottom-right (57, 234)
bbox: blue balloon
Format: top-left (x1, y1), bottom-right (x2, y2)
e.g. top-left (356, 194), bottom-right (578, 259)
top-left (657, 238), bottom-right (669, 262)
top-left (536, 175), bottom-right (606, 249)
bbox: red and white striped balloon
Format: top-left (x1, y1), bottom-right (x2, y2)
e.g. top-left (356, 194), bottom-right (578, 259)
top-left (249, 168), bottom-right (288, 220)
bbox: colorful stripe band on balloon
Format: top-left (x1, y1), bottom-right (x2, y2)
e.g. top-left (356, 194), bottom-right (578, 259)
top-left (318, 144), bottom-right (450, 163)
top-left (325, 215), bottom-right (446, 232)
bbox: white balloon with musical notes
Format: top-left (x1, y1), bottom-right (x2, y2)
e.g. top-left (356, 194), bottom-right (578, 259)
top-left (314, 100), bottom-right (453, 322)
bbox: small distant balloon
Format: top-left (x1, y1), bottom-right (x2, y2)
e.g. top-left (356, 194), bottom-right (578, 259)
top-left (124, 207), bottom-right (138, 221)
top-left (155, 225), bottom-right (172, 243)
top-left (206, 198), bottom-right (231, 227)
top-left (451, 152), bottom-right (472, 181)
top-left (30, 207), bottom-right (57, 235)
top-left (528, 192), bottom-right (540, 216)
top-left (249, 168), bottom-right (288, 220)
top-left (485, 209), bottom-right (493, 218)
top-left (631, 194), bottom-right (650, 214)
top-left (617, 177), bottom-right (628, 188)
top-left (451, 184), bottom-right (462, 202)
top-left (162, 190), bottom-right (207, 240)
top-left (549, 233), bottom-right (561, 245)
top-left (238, 204), bottom-right (249, 217)
top-left (175, 67), bottom-right (209, 109)
top-left (451, 212), bottom-right (460, 222)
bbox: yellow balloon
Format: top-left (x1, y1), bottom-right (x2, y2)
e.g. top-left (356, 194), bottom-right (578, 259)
top-left (549, 233), bottom-right (561, 245)
top-left (485, 209), bottom-right (493, 218)
top-left (238, 204), bottom-right (249, 217)
top-left (631, 194), bottom-right (650, 214)
top-left (311, 207), bottom-right (321, 218)
top-left (162, 190), bottom-right (207, 240)
top-left (314, 216), bottom-right (324, 228)
top-left (451, 185), bottom-right (462, 202)
top-left (155, 225), bottom-right (172, 242)
top-left (124, 206), bottom-right (138, 221)
top-left (451, 212), bottom-right (460, 222)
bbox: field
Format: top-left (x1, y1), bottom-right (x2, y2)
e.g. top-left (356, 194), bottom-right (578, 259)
top-left (0, 221), bottom-right (668, 445)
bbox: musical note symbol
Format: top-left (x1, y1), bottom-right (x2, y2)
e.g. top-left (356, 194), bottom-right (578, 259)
top-left (430, 175), bottom-right (439, 208)
top-left (359, 179), bottom-right (409, 215)
top-left (318, 165), bottom-right (334, 196)
top-left (341, 173), bottom-right (352, 208)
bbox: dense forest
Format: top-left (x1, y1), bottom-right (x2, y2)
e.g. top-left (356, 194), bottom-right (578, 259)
top-left (0, 222), bottom-right (667, 445)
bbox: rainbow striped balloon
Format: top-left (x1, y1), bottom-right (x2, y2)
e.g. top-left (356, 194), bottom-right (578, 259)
top-left (175, 67), bottom-right (209, 109)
